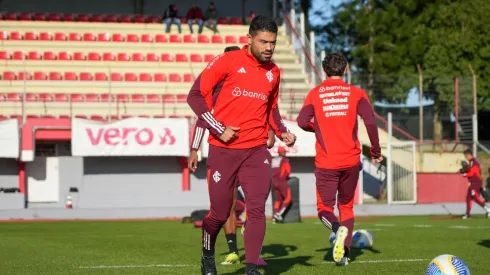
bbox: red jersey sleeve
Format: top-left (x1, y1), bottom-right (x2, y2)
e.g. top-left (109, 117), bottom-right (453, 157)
top-left (190, 119), bottom-right (207, 151)
top-left (187, 53), bottom-right (228, 137)
top-left (296, 91), bottom-right (315, 132)
top-left (267, 70), bottom-right (289, 138)
top-left (466, 161), bottom-right (481, 179)
top-left (357, 89), bottom-right (381, 158)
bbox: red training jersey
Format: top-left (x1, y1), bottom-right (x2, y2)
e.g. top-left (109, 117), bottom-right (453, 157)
top-left (465, 158), bottom-right (482, 188)
top-left (187, 45), bottom-right (288, 149)
top-left (296, 78), bottom-right (381, 169)
top-left (271, 156), bottom-right (291, 185)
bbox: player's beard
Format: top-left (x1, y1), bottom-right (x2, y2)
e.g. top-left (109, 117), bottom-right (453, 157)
top-left (251, 45), bottom-right (273, 64)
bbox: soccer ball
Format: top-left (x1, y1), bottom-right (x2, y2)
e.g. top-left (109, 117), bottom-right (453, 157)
top-left (329, 232), bottom-right (336, 246)
top-left (351, 230), bottom-right (374, 249)
top-left (426, 254), bottom-right (470, 275)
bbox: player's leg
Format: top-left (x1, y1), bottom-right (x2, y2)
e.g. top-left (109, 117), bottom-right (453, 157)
top-left (201, 145), bottom-right (240, 274)
top-left (272, 185), bottom-right (283, 222)
top-left (463, 188), bottom-right (473, 219)
top-left (472, 189), bottom-right (490, 218)
top-left (273, 182), bottom-right (292, 222)
top-left (238, 145), bottom-right (272, 274)
top-left (336, 163), bottom-right (362, 264)
top-left (221, 186), bottom-right (240, 265)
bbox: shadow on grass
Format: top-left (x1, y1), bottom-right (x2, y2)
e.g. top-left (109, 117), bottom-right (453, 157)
top-left (316, 246), bottom-right (381, 262)
top-left (477, 239), bottom-right (490, 248)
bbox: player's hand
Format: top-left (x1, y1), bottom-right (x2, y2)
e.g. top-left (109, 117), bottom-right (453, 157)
top-left (372, 156), bottom-right (384, 164)
top-left (267, 130), bottom-right (276, 149)
top-left (219, 126), bottom-right (240, 143)
top-left (188, 150), bottom-right (199, 173)
top-left (281, 132), bottom-right (296, 147)
top-left (461, 173), bottom-right (467, 177)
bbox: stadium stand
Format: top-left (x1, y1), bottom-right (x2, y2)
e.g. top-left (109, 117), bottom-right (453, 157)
top-left (0, 17), bottom-right (310, 120)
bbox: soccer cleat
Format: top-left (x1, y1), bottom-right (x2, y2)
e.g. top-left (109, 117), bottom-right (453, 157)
top-left (245, 268), bottom-right (262, 275)
top-left (273, 213), bottom-right (283, 222)
top-left (461, 214), bottom-right (470, 219)
top-left (486, 212), bottom-right (490, 219)
top-left (336, 257), bottom-right (349, 266)
top-left (333, 226), bottom-right (349, 263)
top-left (257, 257), bottom-right (268, 266)
top-left (201, 254), bottom-right (217, 275)
top-left (221, 252), bottom-right (240, 265)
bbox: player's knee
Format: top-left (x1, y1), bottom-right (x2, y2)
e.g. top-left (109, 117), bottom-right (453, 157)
top-left (245, 205), bottom-right (266, 220)
top-left (208, 209), bottom-right (231, 224)
top-left (338, 203), bottom-right (354, 221)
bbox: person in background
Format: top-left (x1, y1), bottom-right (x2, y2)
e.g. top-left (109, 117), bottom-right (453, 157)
top-left (247, 11), bottom-right (256, 24)
top-left (187, 4), bottom-right (204, 34)
top-left (271, 146), bottom-right (292, 223)
top-left (163, 3), bottom-right (181, 33)
top-left (460, 149), bottom-right (490, 219)
top-left (204, 2), bottom-right (219, 34)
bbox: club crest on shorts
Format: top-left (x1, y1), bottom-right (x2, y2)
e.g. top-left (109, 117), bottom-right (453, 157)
top-left (266, 70), bottom-right (274, 83)
top-left (212, 171), bottom-right (221, 183)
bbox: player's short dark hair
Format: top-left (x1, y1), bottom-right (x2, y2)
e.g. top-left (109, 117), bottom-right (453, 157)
top-left (322, 53), bottom-right (348, 77)
top-left (463, 149), bottom-right (473, 156)
top-left (249, 15), bottom-right (278, 36)
top-left (224, 46), bottom-right (240, 52)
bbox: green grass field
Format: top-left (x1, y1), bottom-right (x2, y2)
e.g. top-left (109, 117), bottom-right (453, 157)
top-left (0, 216), bottom-right (489, 274)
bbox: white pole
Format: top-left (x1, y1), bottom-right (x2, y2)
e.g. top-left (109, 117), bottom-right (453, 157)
top-left (290, 9), bottom-right (295, 51)
top-left (22, 54), bottom-right (26, 126)
top-left (472, 113), bottom-right (478, 158)
top-left (300, 12), bottom-right (306, 74)
top-left (320, 50), bottom-right (326, 81)
top-left (412, 141), bottom-right (417, 204)
top-left (309, 31), bottom-right (316, 86)
top-left (387, 112), bottom-right (393, 204)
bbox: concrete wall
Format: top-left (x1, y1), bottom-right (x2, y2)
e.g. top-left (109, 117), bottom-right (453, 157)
top-left (0, 158), bottom-right (18, 189)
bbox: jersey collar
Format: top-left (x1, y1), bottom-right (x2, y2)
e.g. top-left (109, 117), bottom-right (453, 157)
top-left (242, 45), bottom-right (271, 68)
top-left (322, 78), bottom-right (346, 85)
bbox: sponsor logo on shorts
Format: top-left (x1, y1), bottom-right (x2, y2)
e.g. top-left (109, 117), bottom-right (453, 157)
top-left (213, 171), bottom-right (221, 183)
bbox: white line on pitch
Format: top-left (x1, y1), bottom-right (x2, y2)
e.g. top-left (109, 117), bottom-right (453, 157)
top-left (413, 224), bottom-right (433, 228)
top-left (324, 258), bottom-right (428, 264)
top-left (374, 224), bottom-right (395, 227)
top-left (78, 264), bottom-right (195, 269)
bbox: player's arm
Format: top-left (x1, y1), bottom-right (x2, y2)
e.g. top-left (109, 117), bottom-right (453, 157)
top-left (187, 54), bottom-right (227, 137)
top-left (191, 119), bottom-right (207, 151)
top-left (465, 163), bottom-right (480, 178)
top-left (267, 71), bottom-right (290, 139)
top-left (296, 92), bottom-right (315, 132)
top-left (357, 90), bottom-right (381, 159)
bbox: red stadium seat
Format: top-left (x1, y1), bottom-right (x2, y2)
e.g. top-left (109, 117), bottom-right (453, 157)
top-left (39, 93), bottom-right (53, 102)
top-left (58, 115), bottom-right (70, 119)
top-left (25, 32), bottom-right (38, 41)
top-left (49, 72), bottom-right (62, 81)
top-left (126, 34), bottom-right (139, 42)
top-left (19, 13), bottom-right (32, 21)
top-left (77, 14), bottom-right (90, 22)
top-left (33, 13), bottom-right (46, 21)
top-left (161, 53), bottom-right (173, 62)
top-left (230, 17), bottom-right (242, 25)
top-left (124, 73), bottom-right (137, 82)
top-left (12, 51), bottom-right (25, 60)
top-left (133, 15), bottom-right (145, 23)
top-left (42, 115), bottom-right (56, 119)
top-left (110, 73), bottom-right (123, 81)
top-left (117, 53), bottom-right (130, 61)
top-left (63, 14), bottom-right (76, 22)
top-left (218, 17), bottom-right (228, 24)
top-left (7, 93), bottom-right (21, 101)
top-left (163, 95), bottom-right (175, 103)
top-left (146, 94), bottom-right (161, 103)
top-left (34, 72), bottom-right (47, 80)
top-left (59, 52), bottom-right (71, 60)
top-left (43, 51), bottom-right (57, 60)
top-left (107, 115), bottom-right (119, 121)
top-left (112, 33), bottom-right (124, 42)
top-left (139, 73), bottom-right (152, 82)
top-left (120, 15), bottom-right (132, 23)
top-left (55, 94), bottom-right (69, 102)
top-left (97, 33), bottom-right (110, 42)
top-left (100, 94), bottom-right (113, 102)
top-left (27, 115), bottom-right (39, 119)
top-left (75, 115), bottom-right (88, 119)
top-left (48, 13), bottom-right (61, 21)
top-left (40, 32), bottom-right (52, 41)
top-left (0, 51), bottom-right (8, 60)
top-left (103, 52), bottom-right (115, 61)
top-left (116, 94), bottom-right (129, 102)
top-left (225, 35), bottom-right (237, 44)
top-left (211, 35), bottom-right (223, 44)
top-left (54, 32), bottom-right (66, 41)
top-left (138, 115), bottom-right (150, 118)
top-left (0, 31), bottom-right (8, 40)
top-left (147, 15), bottom-right (161, 23)
top-left (91, 14), bottom-right (104, 22)
top-left (18, 72), bottom-right (32, 80)
top-left (69, 32), bottom-right (81, 41)
top-left (95, 72), bottom-right (108, 81)
top-left (183, 34), bottom-right (195, 43)
top-left (146, 53), bottom-right (159, 62)
top-left (80, 73), bottom-right (93, 81)
top-left (131, 94), bottom-right (145, 103)
top-left (5, 12), bottom-right (17, 21)
top-left (169, 74), bottom-right (181, 82)
top-left (239, 36), bottom-right (248, 44)
top-left (90, 115), bottom-right (105, 121)
top-left (183, 74), bottom-right (193, 82)
top-left (73, 52), bottom-right (85, 60)
top-left (121, 114), bottom-right (133, 119)
top-left (169, 34), bottom-right (181, 43)
top-left (106, 14), bottom-right (118, 23)
top-left (175, 54), bottom-right (188, 62)
top-left (190, 54), bottom-right (202, 63)
top-left (132, 53), bottom-right (144, 62)
top-left (176, 94), bottom-right (187, 103)
top-left (83, 33), bottom-right (96, 42)
top-left (69, 94), bottom-right (83, 102)
top-left (28, 51), bottom-right (41, 60)
top-left (64, 72), bottom-right (78, 81)
top-left (204, 54), bottom-right (215, 63)
top-left (141, 34), bottom-right (153, 43)
top-left (10, 31), bottom-right (23, 40)
top-left (85, 94), bottom-right (99, 102)
top-left (198, 35), bottom-right (210, 43)
top-left (155, 34), bottom-right (167, 43)
top-left (154, 73), bottom-right (167, 82)
top-left (88, 52), bottom-right (101, 61)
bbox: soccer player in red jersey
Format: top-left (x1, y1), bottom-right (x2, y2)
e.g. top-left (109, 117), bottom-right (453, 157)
top-left (296, 53), bottom-right (382, 266)
top-left (187, 15), bottom-right (296, 275)
top-left (271, 146), bottom-right (292, 223)
top-left (460, 149), bottom-right (490, 219)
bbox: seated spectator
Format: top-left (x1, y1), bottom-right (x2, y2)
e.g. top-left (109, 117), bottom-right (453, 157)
top-left (247, 10), bottom-right (256, 24)
top-left (204, 2), bottom-right (219, 34)
top-left (187, 4), bottom-right (204, 34)
top-left (163, 3), bottom-right (182, 33)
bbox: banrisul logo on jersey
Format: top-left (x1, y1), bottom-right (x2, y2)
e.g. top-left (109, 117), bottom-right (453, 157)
top-left (231, 87), bottom-right (267, 101)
